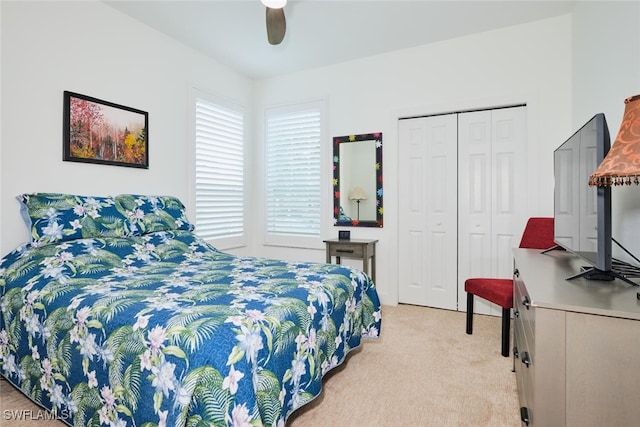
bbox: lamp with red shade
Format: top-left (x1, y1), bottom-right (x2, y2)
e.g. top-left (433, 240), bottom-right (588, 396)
top-left (589, 94), bottom-right (640, 186)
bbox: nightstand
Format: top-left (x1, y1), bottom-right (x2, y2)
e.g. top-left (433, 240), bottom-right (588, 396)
top-left (323, 238), bottom-right (378, 283)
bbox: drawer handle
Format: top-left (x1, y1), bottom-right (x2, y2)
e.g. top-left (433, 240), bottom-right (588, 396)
top-left (514, 268), bottom-right (520, 278)
top-left (521, 295), bottom-right (531, 309)
top-left (514, 309), bottom-right (520, 318)
top-left (520, 407), bottom-right (530, 426)
top-left (521, 351), bottom-right (531, 367)
top-left (336, 249), bottom-right (354, 254)
top-left (513, 346), bottom-right (519, 359)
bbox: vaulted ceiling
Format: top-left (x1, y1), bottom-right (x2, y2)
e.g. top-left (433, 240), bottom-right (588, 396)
top-left (105, 0), bottom-right (576, 79)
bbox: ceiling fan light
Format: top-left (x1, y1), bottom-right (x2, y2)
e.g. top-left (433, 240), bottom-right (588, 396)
top-left (261, 0), bottom-right (287, 9)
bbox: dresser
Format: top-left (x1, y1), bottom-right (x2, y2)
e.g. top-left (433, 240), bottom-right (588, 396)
top-left (323, 238), bottom-right (377, 283)
top-left (512, 248), bottom-right (640, 426)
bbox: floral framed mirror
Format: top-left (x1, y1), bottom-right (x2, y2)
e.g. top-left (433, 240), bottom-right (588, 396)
top-left (333, 132), bottom-right (383, 227)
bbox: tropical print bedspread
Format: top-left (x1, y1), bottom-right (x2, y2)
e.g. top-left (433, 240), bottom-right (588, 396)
top-left (0, 193), bottom-right (382, 427)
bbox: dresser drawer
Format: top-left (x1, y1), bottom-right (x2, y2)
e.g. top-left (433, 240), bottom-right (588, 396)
top-left (514, 265), bottom-right (536, 425)
top-left (327, 243), bottom-right (364, 258)
top-left (514, 316), bottom-right (534, 425)
top-left (514, 276), bottom-right (536, 352)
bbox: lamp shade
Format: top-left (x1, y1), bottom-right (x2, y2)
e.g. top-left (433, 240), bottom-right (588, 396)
top-left (589, 94), bottom-right (640, 186)
top-left (349, 187), bottom-right (368, 201)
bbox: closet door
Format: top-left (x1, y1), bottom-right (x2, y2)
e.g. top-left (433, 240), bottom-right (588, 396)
top-left (458, 107), bottom-right (528, 315)
top-left (398, 115), bottom-right (458, 309)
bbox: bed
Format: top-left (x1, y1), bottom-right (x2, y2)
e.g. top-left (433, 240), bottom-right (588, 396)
top-left (0, 193), bottom-right (381, 426)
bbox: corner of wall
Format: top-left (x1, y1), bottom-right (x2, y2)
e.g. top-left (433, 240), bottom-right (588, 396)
top-left (1, 1), bottom-right (4, 249)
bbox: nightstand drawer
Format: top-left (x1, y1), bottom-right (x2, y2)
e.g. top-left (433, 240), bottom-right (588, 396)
top-left (328, 243), bottom-right (364, 258)
top-left (324, 238), bottom-right (378, 282)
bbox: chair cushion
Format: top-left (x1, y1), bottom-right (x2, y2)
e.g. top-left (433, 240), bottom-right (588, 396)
top-left (519, 217), bottom-right (555, 249)
top-left (465, 278), bottom-right (514, 308)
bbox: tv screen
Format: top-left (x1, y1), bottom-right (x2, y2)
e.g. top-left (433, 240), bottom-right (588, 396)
top-left (553, 113), bottom-right (612, 277)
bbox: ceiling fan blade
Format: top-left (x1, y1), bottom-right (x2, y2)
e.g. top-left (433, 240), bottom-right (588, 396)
top-left (266, 7), bottom-right (286, 45)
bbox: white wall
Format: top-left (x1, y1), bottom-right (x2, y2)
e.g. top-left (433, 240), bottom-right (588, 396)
top-left (571, 1), bottom-right (640, 263)
top-left (253, 16), bottom-right (573, 304)
top-left (0, 1), bottom-right (252, 254)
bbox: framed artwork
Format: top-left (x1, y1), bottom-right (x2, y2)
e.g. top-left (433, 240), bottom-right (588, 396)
top-left (63, 91), bottom-right (148, 168)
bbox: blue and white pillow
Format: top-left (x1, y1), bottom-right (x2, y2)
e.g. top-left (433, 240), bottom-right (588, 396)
top-left (18, 193), bottom-right (194, 246)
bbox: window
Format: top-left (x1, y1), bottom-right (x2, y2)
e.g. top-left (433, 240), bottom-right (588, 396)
top-left (265, 101), bottom-right (323, 247)
top-left (193, 92), bottom-right (245, 248)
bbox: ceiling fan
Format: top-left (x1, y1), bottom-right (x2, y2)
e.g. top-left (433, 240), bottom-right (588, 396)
top-left (261, 0), bottom-right (287, 45)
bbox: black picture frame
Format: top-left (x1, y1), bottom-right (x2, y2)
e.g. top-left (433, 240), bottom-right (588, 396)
top-left (63, 91), bottom-right (149, 169)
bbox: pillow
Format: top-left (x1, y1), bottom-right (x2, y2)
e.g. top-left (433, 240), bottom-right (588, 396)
top-left (18, 193), bottom-right (194, 245)
top-left (113, 194), bottom-right (194, 235)
top-left (18, 193), bottom-right (116, 245)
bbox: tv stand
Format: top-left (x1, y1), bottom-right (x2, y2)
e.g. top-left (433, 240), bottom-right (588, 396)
top-left (570, 266), bottom-right (615, 281)
top-left (550, 236), bottom-right (640, 286)
top-left (566, 263), bottom-right (639, 286)
top-left (540, 245), bottom-right (564, 255)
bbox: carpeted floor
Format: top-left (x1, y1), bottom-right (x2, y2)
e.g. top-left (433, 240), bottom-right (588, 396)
top-left (1, 304), bottom-right (519, 426)
top-left (288, 304), bottom-right (519, 426)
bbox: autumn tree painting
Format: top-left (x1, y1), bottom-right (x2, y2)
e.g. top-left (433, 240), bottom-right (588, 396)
top-left (64, 91), bottom-right (148, 168)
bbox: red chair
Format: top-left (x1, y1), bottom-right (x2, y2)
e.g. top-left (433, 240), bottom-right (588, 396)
top-left (465, 217), bottom-right (555, 357)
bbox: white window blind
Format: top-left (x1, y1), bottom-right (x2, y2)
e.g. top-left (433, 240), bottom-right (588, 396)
top-left (265, 103), bottom-right (322, 241)
top-left (195, 96), bottom-right (245, 245)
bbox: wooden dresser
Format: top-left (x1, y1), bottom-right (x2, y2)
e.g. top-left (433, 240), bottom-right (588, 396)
top-left (512, 248), bottom-right (640, 427)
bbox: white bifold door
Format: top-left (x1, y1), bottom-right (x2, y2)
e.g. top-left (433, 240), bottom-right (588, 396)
top-left (398, 106), bottom-right (528, 314)
top-left (398, 114), bottom-right (458, 309)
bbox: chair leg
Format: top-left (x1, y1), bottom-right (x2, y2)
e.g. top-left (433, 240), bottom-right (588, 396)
top-left (501, 307), bottom-right (510, 357)
top-left (466, 293), bottom-right (474, 335)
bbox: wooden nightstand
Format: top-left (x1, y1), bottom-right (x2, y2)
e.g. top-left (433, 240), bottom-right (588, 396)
top-left (323, 238), bottom-right (378, 283)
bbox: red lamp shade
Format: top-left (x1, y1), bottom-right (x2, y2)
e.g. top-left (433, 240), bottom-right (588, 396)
top-left (589, 94), bottom-right (640, 186)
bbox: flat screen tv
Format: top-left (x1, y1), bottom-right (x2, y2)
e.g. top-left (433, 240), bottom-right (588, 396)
top-left (553, 113), bottom-right (615, 281)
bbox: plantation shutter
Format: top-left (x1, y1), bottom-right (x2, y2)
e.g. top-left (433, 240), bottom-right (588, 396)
top-left (195, 97), bottom-right (245, 244)
top-left (266, 103), bottom-right (322, 239)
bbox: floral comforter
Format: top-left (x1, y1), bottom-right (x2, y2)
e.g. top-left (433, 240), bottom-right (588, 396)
top-left (0, 195), bottom-right (381, 427)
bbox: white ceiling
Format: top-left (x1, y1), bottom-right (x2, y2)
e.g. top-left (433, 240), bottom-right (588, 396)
top-left (104, 0), bottom-right (576, 80)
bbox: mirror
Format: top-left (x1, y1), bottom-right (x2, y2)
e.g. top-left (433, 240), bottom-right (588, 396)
top-left (333, 132), bottom-right (383, 227)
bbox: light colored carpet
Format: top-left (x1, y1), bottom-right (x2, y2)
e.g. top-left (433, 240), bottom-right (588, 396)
top-left (1, 304), bottom-right (519, 426)
top-left (288, 304), bottom-right (519, 426)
